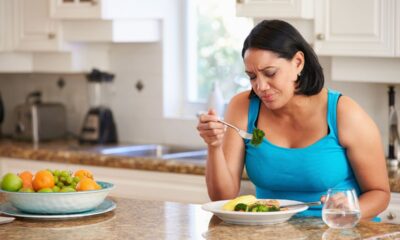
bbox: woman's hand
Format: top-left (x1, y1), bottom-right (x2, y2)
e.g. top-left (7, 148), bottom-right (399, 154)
top-left (321, 193), bottom-right (350, 210)
top-left (197, 109), bottom-right (226, 148)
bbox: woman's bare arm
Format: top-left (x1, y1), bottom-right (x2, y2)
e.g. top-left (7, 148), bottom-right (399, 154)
top-left (337, 96), bottom-right (390, 219)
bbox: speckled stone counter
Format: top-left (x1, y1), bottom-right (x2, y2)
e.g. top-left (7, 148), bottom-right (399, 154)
top-left (1, 195), bottom-right (400, 240)
top-left (0, 139), bottom-right (205, 176)
top-left (1, 139), bottom-right (400, 193)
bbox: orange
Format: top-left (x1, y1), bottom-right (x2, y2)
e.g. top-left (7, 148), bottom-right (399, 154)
top-left (18, 171), bottom-right (33, 189)
top-left (76, 177), bottom-right (101, 191)
top-left (32, 170), bottom-right (55, 191)
top-left (74, 169), bottom-right (93, 180)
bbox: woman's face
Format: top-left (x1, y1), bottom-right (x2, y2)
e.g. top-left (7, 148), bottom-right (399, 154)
top-left (243, 48), bottom-right (303, 110)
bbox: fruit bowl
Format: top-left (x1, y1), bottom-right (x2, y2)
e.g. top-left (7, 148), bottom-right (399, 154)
top-left (0, 181), bottom-right (114, 214)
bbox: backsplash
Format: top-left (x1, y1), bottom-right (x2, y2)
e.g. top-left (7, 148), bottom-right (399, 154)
top-left (0, 73), bottom-right (88, 137)
top-left (0, 52), bottom-right (397, 151)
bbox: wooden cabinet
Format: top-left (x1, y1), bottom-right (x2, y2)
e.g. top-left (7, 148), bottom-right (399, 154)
top-left (236, 0), bottom-right (314, 19)
top-left (14, 0), bottom-right (63, 52)
top-left (378, 193), bottom-right (400, 224)
top-left (314, 0), bottom-right (396, 57)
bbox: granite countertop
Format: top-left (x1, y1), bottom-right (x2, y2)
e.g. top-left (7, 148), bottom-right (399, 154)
top-left (1, 139), bottom-right (400, 192)
top-left (0, 139), bottom-right (206, 176)
top-left (1, 195), bottom-right (400, 240)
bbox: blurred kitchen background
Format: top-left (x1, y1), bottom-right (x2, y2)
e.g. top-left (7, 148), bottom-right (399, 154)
top-left (0, 0), bottom-right (399, 152)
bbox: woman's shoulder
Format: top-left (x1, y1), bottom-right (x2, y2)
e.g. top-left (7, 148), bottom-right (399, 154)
top-left (225, 90), bottom-right (252, 127)
top-left (228, 90), bottom-right (252, 108)
top-left (336, 95), bottom-right (377, 146)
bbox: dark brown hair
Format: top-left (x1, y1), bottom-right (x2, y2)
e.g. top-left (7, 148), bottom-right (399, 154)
top-left (242, 20), bottom-right (324, 96)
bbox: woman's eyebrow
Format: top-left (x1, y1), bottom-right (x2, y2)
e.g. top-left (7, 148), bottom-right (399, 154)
top-left (258, 66), bottom-right (277, 71)
top-left (245, 66), bottom-right (277, 74)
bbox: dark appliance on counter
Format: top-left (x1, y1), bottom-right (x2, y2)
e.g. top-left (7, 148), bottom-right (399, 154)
top-left (14, 91), bottom-right (66, 142)
top-left (388, 86), bottom-right (399, 164)
top-left (79, 68), bottom-right (118, 144)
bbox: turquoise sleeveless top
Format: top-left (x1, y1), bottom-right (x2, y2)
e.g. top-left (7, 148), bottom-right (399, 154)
top-left (244, 89), bottom-right (361, 217)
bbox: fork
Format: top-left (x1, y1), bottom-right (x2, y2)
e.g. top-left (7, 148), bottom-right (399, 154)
top-left (217, 119), bottom-right (253, 140)
top-left (197, 112), bottom-right (253, 140)
top-left (280, 201), bottom-right (321, 209)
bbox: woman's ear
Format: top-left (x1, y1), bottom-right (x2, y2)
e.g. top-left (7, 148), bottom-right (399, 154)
top-left (293, 51), bottom-right (305, 74)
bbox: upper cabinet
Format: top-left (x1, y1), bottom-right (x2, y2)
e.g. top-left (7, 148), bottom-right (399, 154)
top-left (14, 0), bottom-right (63, 52)
top-left (314, 0), bottom-right (396, 57)
top-left (236, 0), bottom-right (314, 19)
top-left (50, 0), bottom-right (102, 19)
top-left (0, 0), bottom-right (14, 51)
top-left (0, 0), bottom-right (162, 73)
top-left (50, 0), bottom-right (165, 19)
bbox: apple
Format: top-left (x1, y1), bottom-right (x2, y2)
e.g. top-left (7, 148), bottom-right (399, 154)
top-left (1, 173), bottom-right (23, 191)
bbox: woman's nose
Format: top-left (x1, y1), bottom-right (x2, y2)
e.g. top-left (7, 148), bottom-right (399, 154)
top-left (256, 78), bottom-right (270, 91)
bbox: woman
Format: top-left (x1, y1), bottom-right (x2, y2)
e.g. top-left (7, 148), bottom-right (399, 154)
top-left (197, 20), bottom-right (390, 219)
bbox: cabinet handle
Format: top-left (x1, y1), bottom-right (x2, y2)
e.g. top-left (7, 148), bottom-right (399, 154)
top-left (48, 33), bottom-right (56, 39)
top-left (316, 33), bottom-right (325, 41)
top-left (387, 212), bottom-right (396, 220)
top-left (90, 0), bottom-right (98, 5)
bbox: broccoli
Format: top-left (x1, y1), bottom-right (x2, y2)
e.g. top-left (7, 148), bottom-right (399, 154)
top-left (234, 203), bottom-right (248, 212)
top-left (267, 205), bottom-right (280, 212)
top-left (250, 128), bottom-right (265, 147)
top-left (249, 204), bottom-right (269, 212)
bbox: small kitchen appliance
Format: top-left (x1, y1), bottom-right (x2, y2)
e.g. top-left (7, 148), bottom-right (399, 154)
top-left (0, 91), bottom-right (4, 138)
top-left (79, 69), bottom-right (118, 144)
top-left (388, 86), bottom-right (399, 165)
top-left (14, 91), bottom-right (66, 142)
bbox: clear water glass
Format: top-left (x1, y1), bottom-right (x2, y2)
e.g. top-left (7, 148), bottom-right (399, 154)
top-left (322, 188), bottom-right (361, 229)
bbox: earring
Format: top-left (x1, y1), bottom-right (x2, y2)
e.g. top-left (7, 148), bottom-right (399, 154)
top-left (297, 72), bottom-right (302, 77)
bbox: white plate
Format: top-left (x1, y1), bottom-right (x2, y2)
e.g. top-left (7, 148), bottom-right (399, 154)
top-left (202, 199), bottom-right (308, 225)
top-left (0, 199), bottom-right (116, 220)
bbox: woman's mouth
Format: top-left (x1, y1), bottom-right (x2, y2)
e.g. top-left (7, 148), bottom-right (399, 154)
top-left (261, 94), bottom-right (275, 102)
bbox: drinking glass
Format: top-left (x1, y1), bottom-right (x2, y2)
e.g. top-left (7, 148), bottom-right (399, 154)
top-left (322, 188), bottom-right (361, 229)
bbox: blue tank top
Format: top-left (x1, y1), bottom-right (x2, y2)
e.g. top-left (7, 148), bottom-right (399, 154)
top-left (244, 89), bottom-right (361, 217)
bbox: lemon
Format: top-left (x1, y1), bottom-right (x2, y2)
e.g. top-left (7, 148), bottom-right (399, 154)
top-left (222, 195), bottom-right (257, 211)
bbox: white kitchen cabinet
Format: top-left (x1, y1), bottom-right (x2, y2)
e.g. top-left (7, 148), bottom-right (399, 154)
top-left (236, 0), bottom-right (314, 19)
top-left (50, 0), bottom-right (101, 19)
top-left (50, 0), bottom-right (166, 19)
top-left (0, 157), bottom-right (255, 203)
top-left (314, 0), bottom-right (396, 57)
top-left (62, 19), bottom-right (161, 43)
top-left (0, 157), bottom-right (209, 203)
top-left (0, 0), bottom-right (15, 51)
top-left (378, 193), bottom-right (400, 224)
top-left (14, 0), bottom-right (63, 52)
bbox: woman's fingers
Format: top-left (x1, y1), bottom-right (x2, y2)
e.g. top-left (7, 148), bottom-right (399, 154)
top-left (323, 192), bottom-right (350, 209)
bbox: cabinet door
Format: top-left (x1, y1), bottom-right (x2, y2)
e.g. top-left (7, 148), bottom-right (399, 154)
top-left (0, 0), bottom-right (15, 51)
top-left (314, 0), bottom-right (395, 57)
top-left (50, 0), bottom-right (101, 19)
top-left (14, 0), bottom-right (62, 51)
top-left (236, 0), bottom-right (314, 19)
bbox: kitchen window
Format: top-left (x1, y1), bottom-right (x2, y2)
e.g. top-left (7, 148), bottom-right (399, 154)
top-left (184, 0), bottom-right (253, 107)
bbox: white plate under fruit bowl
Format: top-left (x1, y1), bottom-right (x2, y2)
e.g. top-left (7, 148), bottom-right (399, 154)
top-left (201, 199), bottom-right (308, 225)
top-left (0, 181), bottom-right (114, 215)
top-left (0, 199), bottom-right (116, 220)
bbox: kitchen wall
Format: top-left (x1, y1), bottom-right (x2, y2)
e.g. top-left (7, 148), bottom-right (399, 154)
top-left (0, 50), bottom-right (396, 152)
